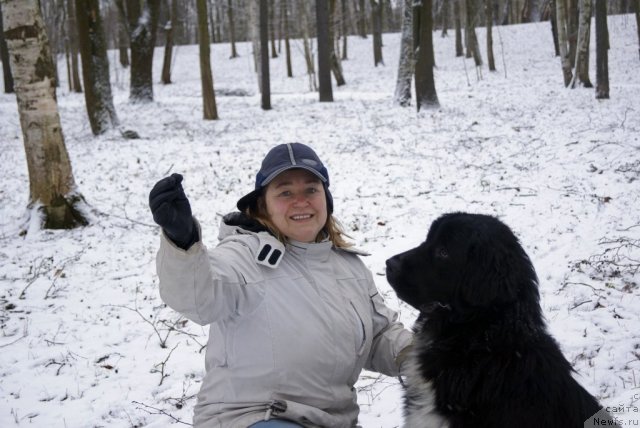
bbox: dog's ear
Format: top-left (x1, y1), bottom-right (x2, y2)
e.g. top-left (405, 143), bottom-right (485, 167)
top-left (458, 227), bottom-right (526, 308)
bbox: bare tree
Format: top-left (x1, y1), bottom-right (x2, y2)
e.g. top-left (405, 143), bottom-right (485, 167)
top-left (329, 0), bottom-right (346, 85)
top-left (454, 0), bottom-right (463, 57)
top-left (317, 0), bottom-right (334, 101)
top-left (635, 0), bottom-right (640, 60)
top-left (394, 0), bottom-right (413, 106)
top-left (196, 0), bottom-right (218, 118)
top-left (465, 0), bottom-right (482, 67)
top-left (594, 0), bottom-right (609, 99)
top-left (485, 0), bottom-right (496, 71)
top-left (441, 0), bottom-right (449, 37)
top-left (228, 0), bottom-right (239, 58)
top-left (260, 0), bottom-right (271, 109)
top-left (341, 0), bottom-right (348, 59)
top-left (117, 0), bottom-right (161, 102)
top-left (556, 0), bottom-right (573, 86)
top-left (0, 4), bottom-right (14, 93)
top-left (371, 0), bottom-right (384, 66)
top-left (282, 0), bottom-right (293, 77)
top-left (549, 0), bottom-right (560, 56)
top-left (570, 0), bottom-right (592, 88)
top-left (116, 2), bottom-right (129, 67)
top-left (414, 0), bottom-right (438, 110)
top-left (161, 0), bottom-right (177, 84)
top-left (357, 0), bottom-right (367, 37)
top-left (300, 0), bottom-right (317, 91)
top-left (2, 0), bottom-right (87, 229)
top-left (66, 0), bottom-right (82, 92)
top-left (269, 0), bottom-right (278, 58)
top-left (76, 0), bottom-right (119, 135)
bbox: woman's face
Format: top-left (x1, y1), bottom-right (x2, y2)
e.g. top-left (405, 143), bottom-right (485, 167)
top-left (264, 169), bottom-right (328, 243)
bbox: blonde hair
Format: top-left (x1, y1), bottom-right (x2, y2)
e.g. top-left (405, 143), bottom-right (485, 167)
top-left (246, 193), bottom-right (353, 249)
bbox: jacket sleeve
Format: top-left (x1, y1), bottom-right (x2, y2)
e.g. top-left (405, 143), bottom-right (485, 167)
top-left (363, 268), bottom-right (413, 377)
top-left (156, 221), bottom-right (265, 326)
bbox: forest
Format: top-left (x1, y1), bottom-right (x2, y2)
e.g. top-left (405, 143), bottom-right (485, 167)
top-left (1, 0), bottom-right (640, 426)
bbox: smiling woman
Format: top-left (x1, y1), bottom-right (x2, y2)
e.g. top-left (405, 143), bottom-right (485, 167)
top-left (149, 142), bottom-right (413, 427)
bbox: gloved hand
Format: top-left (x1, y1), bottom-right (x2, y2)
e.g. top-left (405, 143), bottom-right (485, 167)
top-left (149, 173), bottom-right (198, 249)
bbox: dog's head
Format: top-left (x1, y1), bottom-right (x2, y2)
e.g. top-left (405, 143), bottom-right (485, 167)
top-left (386, 213), bottom-right (539, 317)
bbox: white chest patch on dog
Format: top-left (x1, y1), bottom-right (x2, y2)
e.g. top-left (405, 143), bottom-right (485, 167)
top-left (402, 346), bottom-right (449, 428)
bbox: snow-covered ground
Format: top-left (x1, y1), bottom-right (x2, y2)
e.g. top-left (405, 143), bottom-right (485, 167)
top-left (1, 15), bottom-right (639, 427)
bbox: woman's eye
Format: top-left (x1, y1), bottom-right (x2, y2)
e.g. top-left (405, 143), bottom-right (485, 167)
top-left (279, 191), bottom-right (292, 197)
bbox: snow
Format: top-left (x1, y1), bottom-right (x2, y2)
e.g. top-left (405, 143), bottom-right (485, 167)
top-left (1, 15), bottom-right (639, 427)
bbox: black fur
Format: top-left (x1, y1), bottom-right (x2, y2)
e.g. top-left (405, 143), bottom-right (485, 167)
top-left (386, 213), bottom-right (619, 428)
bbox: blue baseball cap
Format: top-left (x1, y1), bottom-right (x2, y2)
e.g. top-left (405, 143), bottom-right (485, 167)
top-left (237, 143), bottom-right (334, 213)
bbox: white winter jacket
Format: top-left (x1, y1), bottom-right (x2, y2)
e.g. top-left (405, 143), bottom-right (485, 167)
top-left (156, 215), bottom-right (412, 428)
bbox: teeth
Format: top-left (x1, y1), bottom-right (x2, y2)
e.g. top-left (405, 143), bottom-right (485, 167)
top-left (291, 214), bottom-right (312, 220)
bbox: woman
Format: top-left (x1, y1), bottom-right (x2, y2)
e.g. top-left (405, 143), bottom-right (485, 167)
top-left (149, 143), bottom-right (413, 428)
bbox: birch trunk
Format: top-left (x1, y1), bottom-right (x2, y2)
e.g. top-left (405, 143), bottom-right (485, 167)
top-left (66, 0), bottom-right (82, 92)
top-left (394, 0), bottom-right (413, 106)
top-left (556, 0), bottom-right (574, 86)
top-left (1, 0), bottom-right (87, 229)
top-left (570, 0), bottom-right (592, 88)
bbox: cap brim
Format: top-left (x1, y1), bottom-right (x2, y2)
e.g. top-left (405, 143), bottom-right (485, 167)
top-left (236, 189), bottom-right (261, 212)
top-left (260, 165), bottom-right (327, 187)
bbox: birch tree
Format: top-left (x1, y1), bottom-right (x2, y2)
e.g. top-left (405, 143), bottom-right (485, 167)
top-left (394, 0), bottom-right (413, 106)
top-left (76, 0), bottom-right (119, 135)
top-left (556, 0), bottom-right (573, 86)
top-left (196, 0), bottom-right (218, 119)
top-left (414, 0), bottom-right (438, 110)
top-left (66, 0), bottom-right (82, 92)
top-left (570, 0), bottom-right (592, 88)
top-left (1, 0), bottom-right (87, 229)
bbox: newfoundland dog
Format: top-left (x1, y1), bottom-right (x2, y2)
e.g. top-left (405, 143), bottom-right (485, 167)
top-left (386, 213), bottom-right (619, 428)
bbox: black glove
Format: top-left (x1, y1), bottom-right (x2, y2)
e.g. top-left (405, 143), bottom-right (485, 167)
top-left (149, 173), bottom-right (198, 249)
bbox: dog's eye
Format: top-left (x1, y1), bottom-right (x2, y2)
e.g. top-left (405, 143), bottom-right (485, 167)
top-left (435, 247), bottom-right (449, 259)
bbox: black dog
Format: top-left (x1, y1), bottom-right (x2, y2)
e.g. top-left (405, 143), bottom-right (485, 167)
top-left (386, 213), bottom-right (619, 428)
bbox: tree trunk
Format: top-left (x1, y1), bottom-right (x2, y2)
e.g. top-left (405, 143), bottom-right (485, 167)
top-left (357, 0), bottom-right (367, 37)
top-left (635, 0), bottom-right (640, 60)
top-left (116, 2), bottom-right (129, 67)
top-left (595, 0), bottom-right (609, 98)
top-left (556, 0), bottom-right (573, 86)
top-left (371, 0), bottom-right (383, 66)
top-left (2, 0), bottom-right (87, 229)
top-left (414, 0), bottom-right (439, 110)
top-left (341, 0), bottom-right (348, 59)
top-left (228, 0), bottom-right (239, 58)
top-left (521, 0), bottom-right (532, 22)
top-left (161, 0), bottom-right (177, 84)
top-left (329, 0), bottom-right (346, 85)
top-left (76, 0), bottom-right (120, 135)
top-left (486, 0), bottom-right (496, 71)
top-left (0, 5), bottom-right (15, 93)
top-left (283, 0), bottom-right (293, 77)
top-left (317, 0), bottom-right (334, 101)
top-left (454, 0), bottom-right (463, 56)
top-left (441, 0), bottom-right (449, 37)
top-left (196, 0), bottom-right (218, 118)
top-left (123, 0), bottom-right (160, 102)
top-left (570, 0), bottom-right (592, 88)
top-left (550, 0), bottom-right (560, 56)
top-left (260, 0), bottom-right (271, 109)
top-left (66, 0), bottom-right (82, 92)
top-left (300, 0), bottom-right (317, 91)
top-left (567, 0), bottom-right (579, 66)
top-left (394, 0), bottom-right (413, 106)
top-left (269, 0), bottom-right (278, 58)
top-left (465, 0), bottom-right (482, 67)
